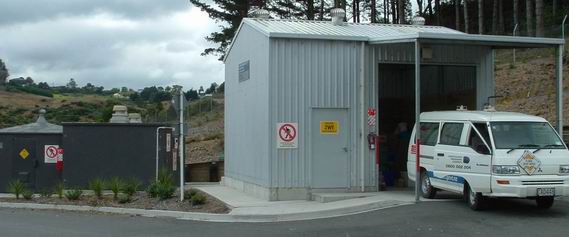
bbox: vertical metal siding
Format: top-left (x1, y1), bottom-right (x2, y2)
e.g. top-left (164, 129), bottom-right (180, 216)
top-left (269, 39), bottom-right (364, 188)
top-left (224, 24), bottom-right (271, 187)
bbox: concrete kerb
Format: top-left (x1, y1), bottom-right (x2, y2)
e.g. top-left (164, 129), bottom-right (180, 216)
top-left (0, 199), bottom-right (413, 223)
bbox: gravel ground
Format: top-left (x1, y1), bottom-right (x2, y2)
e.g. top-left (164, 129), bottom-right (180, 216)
top-left (0, 190), bottom-right (229, 214)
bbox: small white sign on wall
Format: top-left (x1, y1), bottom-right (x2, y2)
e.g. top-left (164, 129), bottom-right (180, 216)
top-left (44, 145), bottom-right (60, 163)
top-left (277, 123), bottom-right (298, 149)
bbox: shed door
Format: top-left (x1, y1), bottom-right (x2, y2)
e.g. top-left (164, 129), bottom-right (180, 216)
top-left (311, 108), bottom-right (350, 188)
top-left (12, 138), bottom-right (37, 190)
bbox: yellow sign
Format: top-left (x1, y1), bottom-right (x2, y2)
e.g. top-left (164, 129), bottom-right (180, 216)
top-left (19, 149), bottom-right (30, 159)
top-left (320, 121), bottom-right (339, 134)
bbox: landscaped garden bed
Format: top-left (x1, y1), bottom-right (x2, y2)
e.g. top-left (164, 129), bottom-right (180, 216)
top-left (0, 169), bottom-right (229, 214)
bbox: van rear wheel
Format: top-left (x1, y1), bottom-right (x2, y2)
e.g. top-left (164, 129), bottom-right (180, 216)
top-left (465, 184), bottom-right (484, 211)
top-left (420, 171), bottom-right (436, 199)
top-left (536, 197), bottom-right (554, 209)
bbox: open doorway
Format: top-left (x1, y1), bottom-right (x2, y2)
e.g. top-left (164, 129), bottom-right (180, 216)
top-left (377, 63), bottom-right (477, 188)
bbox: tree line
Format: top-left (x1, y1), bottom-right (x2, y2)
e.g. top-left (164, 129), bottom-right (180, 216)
top-left (190, 0), bottom-right (568, 60)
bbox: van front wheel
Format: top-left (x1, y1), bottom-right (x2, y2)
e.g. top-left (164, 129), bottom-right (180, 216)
top-left (465, 184), bottom-right (484, 211)
top-left (420, 171), bottom-right (436, 199)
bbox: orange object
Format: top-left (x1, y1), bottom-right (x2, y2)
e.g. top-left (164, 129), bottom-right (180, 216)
top-left (496, 180), bottom-right (510, 185)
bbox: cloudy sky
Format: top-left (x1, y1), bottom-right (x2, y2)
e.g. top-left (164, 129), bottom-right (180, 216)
top-left (0, 0), bottom-right (224, 90)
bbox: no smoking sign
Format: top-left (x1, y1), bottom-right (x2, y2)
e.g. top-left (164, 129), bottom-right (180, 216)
top-left (277, 123), bottom-right (298, 149)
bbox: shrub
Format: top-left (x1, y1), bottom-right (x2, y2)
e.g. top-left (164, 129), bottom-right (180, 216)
top-left (146, 183), bottom-right (159, 198)
top-left (89, 178), bottom-right (104, 199)
top-left (156, 182), bottom-right (176, 200)
top-left (7, 180), bottom-right (26, 199)
top-left (148, 168), bottom-right (176, 200)
top-left (65, 188), bottom-right (83, 201)
top-left (157, 168), bottom-right (174, 185)
top-left (22, 190), bottom-right (34, 200)
top-left (122, 178), bottom-right (141, 197)
top-left (106, 177), bottom-right (123, 199)
top-left (185, 189), bottom-right (198, 198)
top-left (55, 182), bottom-right (65, 199)
top-left (39, 188), bottom-right (53, 198)
top-left (117, 194), bottom-right (131, 204)
top-left (190, 193), bottom-right (207, 206)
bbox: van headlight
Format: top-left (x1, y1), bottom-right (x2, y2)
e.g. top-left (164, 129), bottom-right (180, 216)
top-left (560, 165), bottom-right (569, 175)
top-left (493, 165), bottom-right (521, 175)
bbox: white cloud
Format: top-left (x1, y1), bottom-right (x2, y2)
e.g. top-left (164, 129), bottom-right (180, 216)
top-left (0, 1), bottom-right (224, 90)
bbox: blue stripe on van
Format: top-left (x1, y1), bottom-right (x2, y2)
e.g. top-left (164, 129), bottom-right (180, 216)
top-left (426, 171), bottom-right (465, 184)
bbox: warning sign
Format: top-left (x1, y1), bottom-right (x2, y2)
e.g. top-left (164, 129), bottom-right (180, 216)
top-left (320, 121), bottom-right (339, 134)
top-left (44, 145), bottom-right (60, 163)
top-left (367, 108), bottom-right (377, 126)
top-left (277, 123), bottom-right (298, 149)
top-left (19, 149), bottom-right (30, 159)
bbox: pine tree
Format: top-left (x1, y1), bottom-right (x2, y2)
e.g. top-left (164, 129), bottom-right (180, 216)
top-left (535, 0), bottom-right (544, 37)
top-left (478, 0), bottom-right (483, 34)
top-left (0, 59), bottom-right (8, 85)
top-left (526, 0), bottom-right (534, 36)
top-left (463, 0), bottom-right (469, 33)
top-left (189, 0), bottom-right (253, 60)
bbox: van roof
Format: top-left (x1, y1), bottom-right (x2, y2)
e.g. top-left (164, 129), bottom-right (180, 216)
top-left (420, 111), bottom-right (547, 122)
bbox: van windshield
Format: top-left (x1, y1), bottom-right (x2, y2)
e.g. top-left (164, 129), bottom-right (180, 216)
top-left (490, 122), bottom-right (565, 149)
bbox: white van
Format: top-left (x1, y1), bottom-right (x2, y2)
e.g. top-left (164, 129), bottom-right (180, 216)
top-left (407, 110), bottom-right (569, 210)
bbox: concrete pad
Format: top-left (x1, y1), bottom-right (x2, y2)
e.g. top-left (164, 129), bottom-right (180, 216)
top-left (311, 192), bottom-right (379, 203)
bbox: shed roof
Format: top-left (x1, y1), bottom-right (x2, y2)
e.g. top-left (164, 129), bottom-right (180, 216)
top-left (226, 18), bottom-right (564, 62)
top-left (0, 109), bottom-right (62, 134)
top-left (243, 18), bottom-right (463, 41)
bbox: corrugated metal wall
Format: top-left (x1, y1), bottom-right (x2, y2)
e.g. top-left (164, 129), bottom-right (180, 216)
top-left (268, 39), bottom-right (366, 189)
top-left (224, 24), bottom-right (271, 187)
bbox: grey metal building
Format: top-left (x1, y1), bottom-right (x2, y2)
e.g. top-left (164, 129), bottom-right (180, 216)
top-left (0, 109), bottom-right (63, 192)
top-left (223, 12), bottom-right (564, 201)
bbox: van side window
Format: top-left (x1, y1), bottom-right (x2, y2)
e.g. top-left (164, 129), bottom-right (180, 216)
top-left (468, 126), bottom-right (491, 155)
top-left (440, 123), bottom-right (463, 145)
top-left (420, 122), bottom-right (439, 146)
top-left (473, 123), bottom-right (491, 146)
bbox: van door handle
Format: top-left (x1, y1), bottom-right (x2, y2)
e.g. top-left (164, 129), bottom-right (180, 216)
top-left (437, 153), bottom-right (445, 157)
top-left (342, 147), bottom-right (349, 152)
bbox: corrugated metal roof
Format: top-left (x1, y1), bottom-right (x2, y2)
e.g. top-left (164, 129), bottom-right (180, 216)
top-left (244, 18), bottom-right (464, 41)
top-left (0, 109), bottom-right (62, 134)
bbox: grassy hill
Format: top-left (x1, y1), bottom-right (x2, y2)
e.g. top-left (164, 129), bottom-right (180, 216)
top-left (0, 90), bottom-right (144, 128)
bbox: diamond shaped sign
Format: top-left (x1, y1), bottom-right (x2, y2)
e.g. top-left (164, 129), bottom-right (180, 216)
top-left (517, 150), bottom-right (541, 175)
top-left (19, 149), bottom-right (30, 159)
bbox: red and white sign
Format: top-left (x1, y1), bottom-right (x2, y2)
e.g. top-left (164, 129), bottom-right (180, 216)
top-left (277, 123), bottom-right (298, 149)
top-left (44, 145), bottom-right (61, 164)
top-left (367, 108), bottom-right (377, 126)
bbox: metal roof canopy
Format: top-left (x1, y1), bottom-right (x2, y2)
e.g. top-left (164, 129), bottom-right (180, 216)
top-left (369, 32), bottom-right (565, 48)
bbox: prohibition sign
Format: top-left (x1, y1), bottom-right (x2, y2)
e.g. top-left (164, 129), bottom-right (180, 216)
top-left (46, 146), bottom-right (58, 158)
top-left (279, 124), bottom-right (296, 142)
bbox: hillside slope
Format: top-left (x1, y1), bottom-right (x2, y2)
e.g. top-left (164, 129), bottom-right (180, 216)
top-left (494, 47), bottom-right (568, 126)
top-left (0, 90), bottom-right (110, 127)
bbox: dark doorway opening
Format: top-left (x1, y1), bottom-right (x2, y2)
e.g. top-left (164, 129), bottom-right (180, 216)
top-left (377, 63), bottom-right (477, 187)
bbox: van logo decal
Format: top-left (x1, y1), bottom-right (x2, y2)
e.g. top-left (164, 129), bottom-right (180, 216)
top-left (463, 156), bottom-right (470, 164)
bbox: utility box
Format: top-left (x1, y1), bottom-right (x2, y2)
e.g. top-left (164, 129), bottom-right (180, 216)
top-left (0, 109), bottom-right (63, 192)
